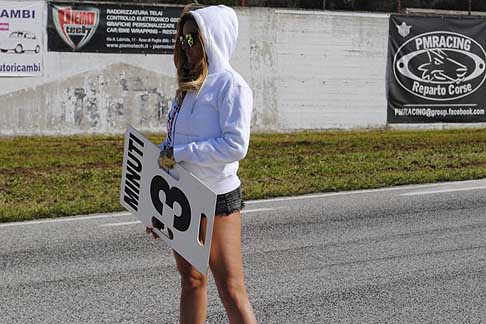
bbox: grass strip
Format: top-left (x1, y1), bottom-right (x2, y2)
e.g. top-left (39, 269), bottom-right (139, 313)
top-left (1, 128), bottom-right (486, 223)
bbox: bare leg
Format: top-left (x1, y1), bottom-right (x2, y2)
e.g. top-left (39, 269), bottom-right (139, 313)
top-left (209, 211), bottom-right (257, 324)
top-left (173, 251), bottom-right (208, 324)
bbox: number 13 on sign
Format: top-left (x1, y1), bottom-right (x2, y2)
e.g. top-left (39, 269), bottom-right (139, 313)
top-left (120, 125), bottom-right (217, 274)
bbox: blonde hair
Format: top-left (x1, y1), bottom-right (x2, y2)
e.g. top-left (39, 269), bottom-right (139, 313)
top-left (174, 4), bottom-right (208, 103)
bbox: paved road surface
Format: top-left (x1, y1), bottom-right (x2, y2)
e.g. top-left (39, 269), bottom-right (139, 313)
top-left (1, 179), bottom-right (486, 323)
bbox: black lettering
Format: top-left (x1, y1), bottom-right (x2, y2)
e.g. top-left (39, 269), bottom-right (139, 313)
top-left (128, 138), bottom-right (143, 157)
top-left (129, 133), bottom-right (144, 152)
top-left (126, 165), bottom-right (140, 194)
top-left (150, 175), bottom-right (191, 232)
top-left (125, 166), bottom-right (140, 195)
top-left (123, 132), bottom-right (144, 211)
top-left (124, 186), bottom-right (139, 211)
top-left (127, 151), bottom-right (142, 172)
top-left (151, 175), bottom-right (169, 215)
top-left (22, 10), bottom-right (32, 19)
top-left (166, 187), bottom-right (191, 232)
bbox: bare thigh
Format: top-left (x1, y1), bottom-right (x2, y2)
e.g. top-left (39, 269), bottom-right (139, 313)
top-left (171, 211), bottom-right (243, 278)
top-left (173, 250), bottom-right (208, 285)
top-left (172, 211), bottom-right (243, 281)
top-left (209, 212), bottom-right (246, 287)
top-left (174, 212), bottom-right (255, 323)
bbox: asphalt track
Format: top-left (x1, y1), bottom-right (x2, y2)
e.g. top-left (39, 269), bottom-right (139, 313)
top-left (1, 179), bottom-right (486, 323)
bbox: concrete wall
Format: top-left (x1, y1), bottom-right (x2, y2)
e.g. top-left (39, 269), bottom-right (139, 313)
top-left (268, 10), bottom-right (389, 130)
top-left (1, 7), bottom-right (396, 136)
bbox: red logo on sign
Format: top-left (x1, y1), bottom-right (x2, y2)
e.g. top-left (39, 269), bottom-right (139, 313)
top-left (0, 22), bottom-right (9, 31)
top-left (52, 6), bottom-right (99, 50)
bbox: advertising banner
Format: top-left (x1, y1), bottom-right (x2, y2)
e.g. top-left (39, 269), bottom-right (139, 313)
top-left (387, 15), bottom-right (486, 123)
top-left (0, 1), bottom-right (43, 77)
top-left (47, 2), bottom-right (182, 54)
top-left (120, 126), bottom-right (217, 274)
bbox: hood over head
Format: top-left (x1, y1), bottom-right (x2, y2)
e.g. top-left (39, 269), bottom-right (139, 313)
top-left (190, 5), bottom-right (238, 74)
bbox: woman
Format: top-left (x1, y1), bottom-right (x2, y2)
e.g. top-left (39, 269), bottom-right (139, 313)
top-left (146, 4), bottom-right (257, 324)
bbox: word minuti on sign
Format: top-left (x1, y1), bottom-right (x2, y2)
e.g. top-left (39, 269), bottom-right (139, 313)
top-left (120, 126), bottom-right (217, 274)
top-left (47, 2), bottom-right (182, 54)
top-left (387, 15), bottom-right (486, 123)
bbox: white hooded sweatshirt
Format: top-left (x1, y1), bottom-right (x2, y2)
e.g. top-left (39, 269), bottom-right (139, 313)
top-left (163, 5), bottom-right (253, 195)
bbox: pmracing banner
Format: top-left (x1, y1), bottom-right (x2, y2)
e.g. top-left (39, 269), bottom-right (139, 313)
top-left (387, 15), bottom-right (486, 123)
top-left (0, 1), bottom-right (43, 77)
top-left (47, 2), bottom-right (182, 54)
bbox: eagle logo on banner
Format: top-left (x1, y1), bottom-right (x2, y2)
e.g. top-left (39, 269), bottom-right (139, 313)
top-left (52, 6), bottom-right (99, 51)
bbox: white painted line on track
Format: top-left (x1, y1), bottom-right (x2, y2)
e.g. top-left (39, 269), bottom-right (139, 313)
top-left (1, 179), bottom-right (484, 228)
top-left (400, 186), bottom-right (486, 196)
top-left (101, 221), bottom-right (141, 227)
top-left (246, 179), bottom-right (486, 204)
top-left (242, 207), bottom-right (276, 213)
top-left (0, 212), bottom-right (131, 228)
top-left (98, 208), bottom-right (277, 228)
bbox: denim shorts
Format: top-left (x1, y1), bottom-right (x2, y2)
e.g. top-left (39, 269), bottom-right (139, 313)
top-left (215, 186), bottom-right (245, 216)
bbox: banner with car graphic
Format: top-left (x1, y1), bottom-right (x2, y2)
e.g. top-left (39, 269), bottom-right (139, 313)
top-left (0, 1), bottom-right (43, 77)
top-left (47, 2), bottom-right (181, 54)
top-left (387, 15), bottom-right (486, 123)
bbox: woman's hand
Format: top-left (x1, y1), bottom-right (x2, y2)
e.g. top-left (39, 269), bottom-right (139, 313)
top-left (145, 217), bottom-right (164, 240)
top-left (159, 147), bottom-right (175, 169)
top-left (145, 226), bottom-right (159, 240)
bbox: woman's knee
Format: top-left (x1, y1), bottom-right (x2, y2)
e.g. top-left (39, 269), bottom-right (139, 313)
top-left (174, 252), bottom-right (208, 290)
top-left (180, 271), bottom-right (208, 291)
top-left (215, 277), bottom-right (247, 305)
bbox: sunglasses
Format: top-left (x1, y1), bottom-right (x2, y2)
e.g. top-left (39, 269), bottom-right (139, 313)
top-left (179, 33), bottom-right (199, 49)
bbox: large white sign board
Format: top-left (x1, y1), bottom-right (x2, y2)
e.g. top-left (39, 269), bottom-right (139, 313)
top-left (0, 1), bottom-right (44, 76)
top-left (120, 126), bottom-right (217, 274)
